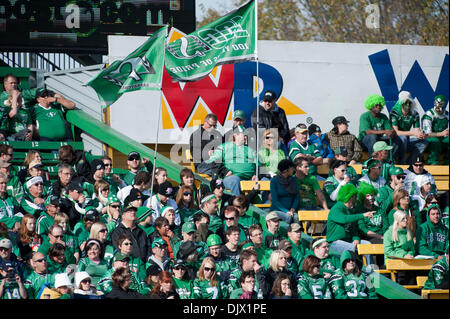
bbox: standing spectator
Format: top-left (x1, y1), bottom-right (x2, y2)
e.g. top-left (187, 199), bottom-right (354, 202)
top-left (269, 159), bottom-right (299, 224)
top-left (297, 255), bottom-right (332, 299)
top-left (206, 125), bottom-right (258, 196)
top-left (358, 159), bottom-right (386, 190)
top-left (326, 116), bottom-right (363, 164)
top-left (389, 91), bottom-right (428, 164)
top-left (294, 157), bottom-right (328, 211)
top-left (6, 89), bottom-right (35, 141)
top-left (251, 90), bottom-right (290, 155)
top-left (111, 206), bottom-right (152, 263)
top-left (289, 123), bottom-right (323, 176)
top-left (358, 93), bottom-right (400, 158)
top-left (33, 89), bottom-right (75, 141)
top-left (258, 129), bottom-right (286, 178)
top-left (192, 257), bottom-right (227, 299)
top-left (422, 94), bottom-right (449, 165)
top-left (415, 204), bottom-right (448, 259)
top-left (308, 124), bottom-right (334, 164)
top-left (189, 113), bottom-right (223, 175)
top-left (403, 155), bottom-right (437, 197)
top-left (326, 184), bottom-right (374, 257)
top-left (122, 151), bottom-right (153, 187)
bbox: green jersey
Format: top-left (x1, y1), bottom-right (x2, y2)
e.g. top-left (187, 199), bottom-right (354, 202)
top-left (192, 278), bottom-right (227, 299)
top-left (24, 271), bottom-right (55, 299)
top-left (329, 270), bottom-right (377, 299)
top-left (173, 277), bottom-right (194, 299)
top-left (289, 140), bottom-right (321, 175)
top-left (122, 161), bottom-right (153, 186)
top-left (76, 257), bottom-right (111, 286)
top-left (227, 267), bottom-right (265, 298)
top-left (9, 107), bottom-right (33, 135)
top-left (389, 104), bottom-right (420, 132)
top-left (295, 175), bottom-right (321, 209)
top-left (258, 147), bottom-right (286, 176)
top-left (97, 267), bottom-right (146, 295)
top-left (422, 108), bottom-right (449, 134)
top-left (361, 158), bottom-right (393, 181)
top-left (0, 194), bottom-right (21, 229)
top-left (355, 202), bottom-right (389, 237)
top-left (263, 229), bottom-right (287, 250)
top-left (323, 176), bottom-right (346, 208)
top-left (0, 104), bottom-right (11, 132)
top-left (415, 207), bottom-right (448, 258)
top-left (0, 280), bottom-right (24, 299)
top-left (6, 174), bottom-right (24, 203)
top-left (296, 272), bottom-right (332, 299)
top-left (301, 250), bottom-right (340, 277)
top-left (238, 213), bottom-right (260, 230)
top-left (423, 257), bottom-right (449, 290)
top-left (34, 102), bottom-right (67, 140)
top-left (326, 201), bottom-right (365, 243)
top-left (36, 212), bottom-right (54, 236)
top-left (0, 88), bottom-right (37, 109)
top-left (358, 111), bottom-right (393, 140)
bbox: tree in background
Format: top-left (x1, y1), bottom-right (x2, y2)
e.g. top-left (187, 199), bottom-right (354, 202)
top-left (197, 0), bottom-right (448, 46)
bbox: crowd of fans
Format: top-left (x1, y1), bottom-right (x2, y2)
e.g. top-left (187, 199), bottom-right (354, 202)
top-left (0, 74), bottom-right (448, 299)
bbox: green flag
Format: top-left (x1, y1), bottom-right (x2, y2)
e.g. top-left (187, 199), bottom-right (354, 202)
top-left (87, 25), bottom-right (168, 109)
top-left (165, 0), bottom-right (255, 82)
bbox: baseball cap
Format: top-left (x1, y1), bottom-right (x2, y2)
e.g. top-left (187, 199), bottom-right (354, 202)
top-left (288, 223), bottom-right (302, 232)
top-left (0, 238), bottom-right (12, 249)
top-left (278, 239), bottom-right (292, 251)
top-left (106, 194), bottom-right (120, 206)
top-left (295, 123), bottom-right (308, 134)
top-left (84, 208), bottom-right (99, 222)
top-left (67, 181), bottom-right (84, 193)
top-left (206, 234), bottom-right (222, 247)
top-left (263, 90), bottom-right (276, 102)
top-left (372, 141), bottom-right (393, 152)
top-left (136, 206), bottom-right (152, 222)
top-left (233, 110), bottom-right (246, 120)
top-left (182, 222), bottom-right (196, 234)
top-left (173, 259), bottom-right (186, 269)
top-left (36, 88), bottom-right (55, 98)
top-left (127, 188), bottom-right (143, 202)
top-left (28, 160), bottom-right (44, 169)
top-left (91, 159), bottom-right (105, 171)
top-left (158, 181), bottom-right (174, 197)
top-left (176, 241), bottom-right (198, 260)
top-left (266, 212), bottom-right (281, 222)
top-left (152, 238), bottom-right (167, 249)
top-left (128, 151), bottom-right (140, 161)
top-left (210, 178), bottom-right (225, 191)
top-left (146, 264), bottom-right (161, 276)
top-left (332, 116), bottom-right (349, 126)
top-left (334, 146), bottom-right (348, 157)
top-left (389, 166), bottom-right (404, 176)
top-left (45, 195), bottom-right (60, 207)
top-left (413, 154), bottom-right (425, 164)
top-left (366, 158), bottom-right (380, 170)
top-left (308, 124), bottom-right (321, 136)
top-left (114, 252), bottom-right (130, 262)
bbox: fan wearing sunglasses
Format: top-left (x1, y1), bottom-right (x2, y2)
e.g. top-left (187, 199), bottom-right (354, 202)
top-left (192, 257), bottom-right (227, 299)
top-left (375, 166), bottom-right (406, 218)
top-left (323, 160), bottom-right (352, 209)
top-left (404, 154), bottom-right (437, 197)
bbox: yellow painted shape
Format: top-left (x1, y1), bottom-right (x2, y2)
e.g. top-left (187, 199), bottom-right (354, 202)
top-left (228, 108), bottom-right (232, 120)
top-left (278, 96), bottom-right (307, 115)
top-left (161, 98), bottom-right (174, 129)
top-left (210, 67), bottom-right (218, 78)
top-left (169, 29), bottom-right (185, 43)
top-left (187, 103), bottom-right (209, 128)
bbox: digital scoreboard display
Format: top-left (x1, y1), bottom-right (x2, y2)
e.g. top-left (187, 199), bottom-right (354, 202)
top-left (0, 0), bottom-right (195, 53)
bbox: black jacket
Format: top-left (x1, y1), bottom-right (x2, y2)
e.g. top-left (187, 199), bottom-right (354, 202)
top-left (189, 125), bottom-right (223, 167)
top-left (110, 222), bottom-right (152, 262)
top-left (105, 286), bottom-right (150, 299)
top-left (251, 103), bottom-right (290, 144)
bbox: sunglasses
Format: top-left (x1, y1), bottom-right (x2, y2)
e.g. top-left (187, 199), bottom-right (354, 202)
top-left (396, 175), bottom-right (406, 180)
top-left (183, 192), bottom-right (193, 196)
top-left (33, 258), bottom-right (46, 263)
top-left (224, 216), bottom-right (235, 221)
top-left (122, 242), bottom-right (133, 246)
top-left (413, 163), bottom-right (424, 167)
top-left (52, 235), bottom-right (64, 239)
top-left (99, 229), bottom-right (108, 233)
top-left (104, 164), bottom-right (112, 167)
top-left (81, 279), bottom-right (91, 284)
top-left (128, 157), bottom-right (140, 161)
top-left (204, 267), bottom-right (215, 272)
top-left (0, 247), bottom-right (10, 252)
top-left (110, 205), bottom-right (121, 209)
top-left (265, 136), bottom-right (275, 139)
top-left (33, 182), bottom-right (44, 186)
top-left (337, 169), bottom-right (346, 172)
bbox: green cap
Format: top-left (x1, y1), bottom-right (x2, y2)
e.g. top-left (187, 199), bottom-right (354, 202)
top-left (114, 252), bottom-right (130, 262)
top-left (241, 242), bottom-right (255, 250)
top-left (373, 141), bottom-right (393, 152)
top-left (106, 194), bottom-right (120, 206)
top-left (233, 110), bottom-right (246, 120)
top-left (182, 222), bottom-right (196, 234)
top-left (366, 158), bottom-right (380, 170)
top-left (434, 94), bottom-right (447, 104)
top-left (389, 166), bottom-right (404, 176)
top-left (136, 206), bottom-right (152, 222)
top-left (206, 234), bottom-right (222, 247)
top-left (152, 238), bottom-right (167, 248)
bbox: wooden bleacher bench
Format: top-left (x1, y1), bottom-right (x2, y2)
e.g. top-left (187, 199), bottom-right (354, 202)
top-left (240, 180), bottom-right (271, 208)
top-left (385, 258), bottom-right (437, 287)
top-left (356, 244), bottom-right (391, 275)
top-left (421, 289), bottom-right (449, 299)
top-left (2, 140), bottom-right (84, 150)
top-left (185, 149), bottom-right (211, 179)
top-left (298, 210), bottom-right (329, 237)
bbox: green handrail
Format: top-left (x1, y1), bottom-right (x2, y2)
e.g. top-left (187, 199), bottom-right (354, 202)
top-left (65, 108), bottom-right (209, 185)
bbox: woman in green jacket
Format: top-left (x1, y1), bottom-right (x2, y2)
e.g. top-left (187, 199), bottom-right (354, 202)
top-left (383, 210), bottom-right (415, 259)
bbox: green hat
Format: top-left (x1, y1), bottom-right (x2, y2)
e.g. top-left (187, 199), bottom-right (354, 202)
top-left (182, 222), bottom-right (196, 234)
top-left (233, 110), bottom-right (246, 120)
top-left (161, 206), bottom-right (175, 217)
top-left (136, 206), bottom-right (152, 222)
top-left (389, 166), bottom-right (404, 177)
top-left (114, 252), bottom-right (130, 262)
top-left (364, 94), bottom-right (385, 111)
top-left (357, 181), bottom-right (378, 203)
top-left (152, 238), bottom-right (167, 249)
top-left (373, 141), bottom-right (393, 153)
top-left (366, 158), bottom-right (380, 170)
top-left (106, 194), bottom-right (120, 206)
top-left (337, 183), bottom-right (358, 203)
top-left (434, 94), bottom-right (447, 104)
top-left (206, 234), bottom-right (222, 247)
top-left (241, 242), bottom-right (255, 250)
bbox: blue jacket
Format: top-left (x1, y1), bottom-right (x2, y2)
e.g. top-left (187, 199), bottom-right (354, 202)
top-left (308, 134), bottom-right (334, 159)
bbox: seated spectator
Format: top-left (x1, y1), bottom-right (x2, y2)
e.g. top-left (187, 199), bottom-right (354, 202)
top-left (123, 151), bottom-right (153, 187)
top-left (0, 145), bottom-right (17, 176)
top-left (161, 206), bottom-right (182, 242)
top-left (308, 123), bottom-right (334, 164)
top-left (326, 116), bottom-right (363, 164)
top-left (411, 175), bottom-right (434, 212)
top-left (329, 250), bottom-right (378, 299)
top-left (327, 147), bottom-right (359, 183)
top-left (263, 212), bottom-right (287, 250)
top-left (117, 171), bottom-right (152, 206)
top-left (269, 159), bottom-right (299, 224)
top-left (23, 252), bottom-right (54, 299)
top-left (220, 225), bottom-right (242, 266)
top-left (361, 141), bottom-right (394, 180)
top-left (277, 239), bottom-right (299, 277)
top-left (0, 160), bottom-right (24, 202)
top-left (224, 110), bottom-right (247, 143)
top-left (175, 185), bottom-right (198, 223)
top-left (403, 154), bottom-right (437, 197)
top-left (268, 272), bottom-right (293, 299)
top-left (101, 155), bottom-right (126, 190)
top-left (17, 214), bottom-right (42, 263)
top-left (149, 271), bottom-right (179, 299)
top-left (52, 212), bottom-right (80, 263)
top-left (46, 242), bottom-right (70, 275)
top-left (294, 157), bottom-right (328, 211)
top-left (33, 88), bottom-right (75, 141)
top-left (38, 224), bottom-right (77, 264)
top-left (286, 223), bottom-right (309, 267)
top-left (192, 256), bottom-right (227, 299)
top-left (205, 125), bottom-right (258, 196)
top-left (358, 159), bottom-right (386, 190)
top-left (248, 224), bottom-right (272, 270)
top-left (384, 210), bottom-right (416, 260)
top-left (359, 94), bottom-right (401, 158)
top-left (0, 237), bottom-right (27, 282)
top-left (175, 168), bottom-right (199, 205)
top-left (1, 74), bottom-right (37, 109)
top-left (303, 238), bottom-right (340, 279)
top-left (0, 172), bottom-right (22, 231)
top-left (258, 129), bottom-right (286, 178)
top-left (389, 91), bottom-right (428, 164)
top-left (73, 271), bottom-right (104, 299)
top-left (326, 184), bottom-right (374, 258)
top-left (39, 273), bottom-right (72, 299)
top-left (17, 150), bottom-right (46, 184)
top-left (73, 208), bottom-right (100, 247)
top-left (195, 194), bottom-right (222, 236)
top-left (418, 194), bottom-right (439, 224)
top-left (289, 123), bottom-right (323, 176)
top-left (189, 113), bottom-right (223, 175)
top-left (146, 237), bottom-right (171, 273)
top-left (323, 160), bottom-right (352, 208)
top-left (205, 234), bottom-right (233, 282)
top-left (217, 206), bottom-right (247, 245)
top-left (149, 216), bottom-right (179, 260)
top-left (207, 178), bottom-right (233, 215)
top-left (423, 248), bottom-right (449, 290)
top-left (232, 195), bottom-right (260, 230)
top-left (229, 270), bottom-right (260, 299)
top-left (415, 204), bottom-right (448, 259)
top-left (376, 166), bottom-right (406, 219)
top-left (77, 238), bottom-right (111, 286)
top-left (172, 259), bottom-right (194, 299)
top-left (422, 94), bottom-right (449, 165)
top-left (296, 255), bottom-right (332, 299)
top-left (356, 182), bottom-right (388, 245)
top-left (20, 176), bottom-right (46, 217)
top-left (105, 267), bottom-right (149, 299)
top-left (148, 181), bottom-right (179, 224)
top-left (50, 163), bottom-right (74, 199)
top-left (387, 189), bottom-right (421, 235)
top-left (0, 262), bottom-right (27, 299)
top-left (89, 222), bottom-right (115, 264)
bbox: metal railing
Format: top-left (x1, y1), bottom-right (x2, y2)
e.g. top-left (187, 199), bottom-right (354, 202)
top-left (0, 51), bottom-right (82, 72)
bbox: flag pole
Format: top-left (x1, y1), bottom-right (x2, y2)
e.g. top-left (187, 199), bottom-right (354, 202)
top-left (149, 25), bottom-right (169, 199)
top-left (255, 0), bottom-right (260, 182)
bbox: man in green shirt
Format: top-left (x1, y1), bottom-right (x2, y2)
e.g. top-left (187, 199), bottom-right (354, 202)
top-left (389, 91), bottom-right (428, 164)
top-left (123, 151), bottom-right (153, 186)
top-left (358, 93), bottom-right (400, 159)
top-left (376, 166), bottom-right (405, 218)
top-left (422, 94), bottom-right (449, 165)
top-left (23, 252), bottom-right (55, 299)
top-left (294, 157), bottom-right (328, 211)
top-left (289, 123), bottom-right (323, 176)
top-left (33, 89), bottom-right (75, 141)
top-left (361, 141), bottom-right (394, 181)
